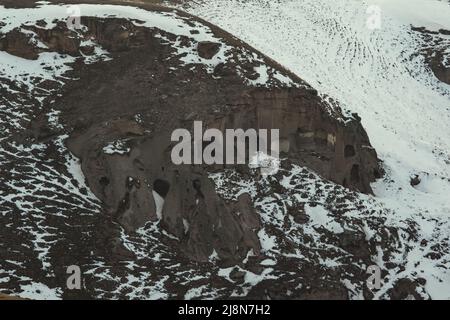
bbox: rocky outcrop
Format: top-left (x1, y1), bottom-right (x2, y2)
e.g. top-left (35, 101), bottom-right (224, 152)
top-left (430, 55), bottom-right (450, 85)
top-left (412, 26), bottom-right (450, 85)
top-left (197, 41), bottom-right (221, 59)
top-left (0, 28), bottom-right (41, 59)
top-left (206, 88), bottom-right (381, 194)
top-left (3, 11), bottom-right (381, 265)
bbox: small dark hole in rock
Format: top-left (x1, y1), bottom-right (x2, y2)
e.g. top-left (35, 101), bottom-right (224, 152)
top-left (192, 179), bottom-right (201, 191)
top-left (410, 175), bottom-right (421, 187)
top-left (351, 164), bottom-right (360, 183)
top-left (192, 179), bottom-right (204, 198)
top-left (99, 176), bottom-right (109, 186)
top-left (153, 179), bottom-right (170, 198)
top-left (344, 145), bottom-right (356, 158)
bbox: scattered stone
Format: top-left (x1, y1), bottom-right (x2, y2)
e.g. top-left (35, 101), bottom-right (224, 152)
top-left (410, 174), bottom-right (421, 187)
top-left (197, 41), bottom-right (221, 59)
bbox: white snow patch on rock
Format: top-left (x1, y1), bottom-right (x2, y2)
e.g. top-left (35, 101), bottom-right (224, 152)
top-left (19, 282), bottom-right (62, 300)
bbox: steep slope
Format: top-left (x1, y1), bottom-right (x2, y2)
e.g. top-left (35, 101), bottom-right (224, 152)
top-left (178, 0), bottom-right (450, 299)
top-left (182, 0), bottom-right (450, 216)
top-left (0, 0), bottom-right (449, 300)
top-left (0, 1), bottom-right (381, 299)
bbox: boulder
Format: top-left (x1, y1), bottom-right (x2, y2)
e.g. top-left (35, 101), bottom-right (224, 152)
top-left (197, 41), bottom-right (221, 59)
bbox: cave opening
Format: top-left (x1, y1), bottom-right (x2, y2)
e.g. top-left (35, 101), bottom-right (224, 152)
top-left (345, 145), bottom-right (356, 158)
top-left (152, 179), bottom-right (170, 220)
top-left (153, 179), bottom-right (170, 198)
top-left (99, 176), bottom-right (109, 187)
top-left (351, 164), bottom-right (360, 183)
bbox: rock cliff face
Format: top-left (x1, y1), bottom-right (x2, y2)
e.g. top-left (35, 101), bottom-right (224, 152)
top-left (2, 2), bottom-right (407, 300)
top-left (412, 26), bottom-right (450, 86)
top-left (18, 15), bottom-right (379, 263)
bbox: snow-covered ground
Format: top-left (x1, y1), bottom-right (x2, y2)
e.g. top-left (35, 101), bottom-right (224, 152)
top-left (184, 0), bottom-right (450, 217)
top-left (372, 0), bottom-right (450, 31)
top-left (181, 0), bottom-right (450, 299)
top-left (0, 1), bottom-right (298, 300)
top-left (1, 0), bottom-right (449, 299)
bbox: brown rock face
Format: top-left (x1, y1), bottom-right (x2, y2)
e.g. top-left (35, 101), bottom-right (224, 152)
top-left (204, 88), bottom-right (380, 194)
top-left (32, 24), bottom-right (81, 55)
top-left (427, 47), bottom-right (450, 85)
top-left (412, 26), bottom-right (450, 86)
top-left (7, 14), bottom-right (381, 264)
top-left (197, 41), bottom-right (221, 59)
top-left (67, 123), bottom-right (263, 264)
top-left (0, 28), bottom-right (40, 59)
top-left (431, 59), bottom-right (450, 85)
top-left (0, 23), bottom-right (83, 59)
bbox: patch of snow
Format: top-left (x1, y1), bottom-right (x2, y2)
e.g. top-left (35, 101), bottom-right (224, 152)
top-left (208, 249), bottom-right (219, 262)
top-left (185, 0), bottom-right (450, 298)
top-left (249, 151), bottom-right (281, 176)
top-left (79, 39), bottom-right (112, 64)
top-left (243, 268), bottom-right (276, 286)
top-left (0, 51), bottom-right (75, 92)
top-left (102, 139), bottom-right (130, 155)
top-left (305, 204), bottom-right (344, 234)
top-left (371, 0), bottom-right (450, 32)
top-left (19, 282), bottom-right (62, 300)
top-left (260, 258), bottom-right (276, 266)
top-left (184, 285), bottom-right (210, 299)
top-left (257, 228), bottom-right (277, 252)
top-left (182, 218), bottom-right (190, 235)
top-left (249, 64), bottom-right (269, 85)
top-left (152, 191), bottom-right (165, 220)
top-left (186, 0), bottom-right (450, 218)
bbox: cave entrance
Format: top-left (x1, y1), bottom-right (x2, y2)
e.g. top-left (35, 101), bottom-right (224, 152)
top-left (351, 164), bottom-right (360, 184)
top-left (152, 179), bottom-right (170, 220)
top-left (153, 179), bottom-right (170, 198)
top-left (345, 145), bottom-right (356, 158)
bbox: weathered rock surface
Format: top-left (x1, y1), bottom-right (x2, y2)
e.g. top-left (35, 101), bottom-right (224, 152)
top-left (2, 13), bottom-right (381, 265)
top-left (412, 26), bottom-right (450, 85)
top-left (3, 1), bottom-right (423, 301)
top-left (0, 28), bottom-right (41, 59)
top-left (197, 41), bottom-right (221, 59)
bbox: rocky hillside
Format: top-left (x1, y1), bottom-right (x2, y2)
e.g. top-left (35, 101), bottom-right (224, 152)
top-left (179, 0), bottom-right (450, 299)
top-left (0, 0), bottom-right (449, 300)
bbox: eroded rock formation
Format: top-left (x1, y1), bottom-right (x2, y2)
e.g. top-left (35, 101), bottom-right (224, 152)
top-left (4, 12), bottom-right (381, 265)
top-left (412, 26), bottom-right (450, 85)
